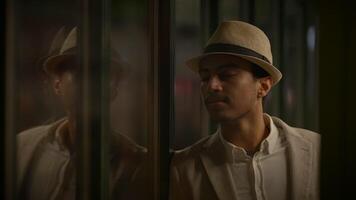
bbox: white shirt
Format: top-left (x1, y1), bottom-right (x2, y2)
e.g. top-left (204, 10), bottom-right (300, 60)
top-left (219, 114), bottom-right (289, 200)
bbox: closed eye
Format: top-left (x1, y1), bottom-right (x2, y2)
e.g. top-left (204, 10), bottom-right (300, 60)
top-left (215, 64), bottom-right (241, 78)
top-left (217, 70), bottom-right (239, 81)
top-left (199, 71), bottom-right (210, 82)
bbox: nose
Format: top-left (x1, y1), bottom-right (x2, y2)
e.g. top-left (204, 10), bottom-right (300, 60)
top-left (206, 75), bottom-right (223, 92)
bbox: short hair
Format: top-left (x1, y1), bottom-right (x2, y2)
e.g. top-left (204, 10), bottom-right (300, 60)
top-left (48, 56), bottom-right (78, 77)
top-left (250, 63), bottom-right (270, 78)
top-left (249, 63), bottom-right (270, 104)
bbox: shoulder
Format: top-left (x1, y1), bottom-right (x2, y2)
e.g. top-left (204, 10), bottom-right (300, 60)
top-left (16, 119), bottom-right (64, 186)
top-left (293, 127), bottom-right (320, 144)
top-left (111, 131), bottom-right (147, 159)
top-left (271, 116), bottom-right (321, 146)
top-left (17, 118), bottom-right (66, 152)
top-left (17, 120), bottom-right (60, 147)
top-left (171, 134), bottom-right (216, 167)
top-left (110, 132), bottom-right (147, 192)
top-left (17, 125), bottom-right (50, 140)
top-left (117, 133), bottom-right (147, 154)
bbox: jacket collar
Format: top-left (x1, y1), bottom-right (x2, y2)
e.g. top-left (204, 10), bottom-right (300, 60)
top-left (17, 118), bottom-right (65, 195)
top-left (199, 117), bottom-right (313, 200)
top-left (200, 132), bottom-right (238, 200)
top-left (218, 114), bottom-right (281, 163)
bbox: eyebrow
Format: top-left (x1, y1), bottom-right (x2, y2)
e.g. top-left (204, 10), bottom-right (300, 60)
top-left (199, 62), bottom-right (238, 73)
top-left (216, 63), bottom-right (239, 71)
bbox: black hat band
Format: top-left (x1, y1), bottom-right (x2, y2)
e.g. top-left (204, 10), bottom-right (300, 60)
top-left (204, 43), bottom-right (270, 64)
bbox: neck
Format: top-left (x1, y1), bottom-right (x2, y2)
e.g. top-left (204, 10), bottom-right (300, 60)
top-left (220, 105), bottom-right (268, 154)
top-left (62, 111), bottom-right (77, 153)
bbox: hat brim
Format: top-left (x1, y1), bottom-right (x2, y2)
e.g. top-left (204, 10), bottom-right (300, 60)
top-left (186, 52), bottom-right (282, 86)
top-left (43, 53), bottom-right (129, 75)
top-left (43, 53), bottom-right (74, 74)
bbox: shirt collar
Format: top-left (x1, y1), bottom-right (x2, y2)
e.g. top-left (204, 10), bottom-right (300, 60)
top-left (219, 130), bottom-right (247, 162)
top-left (219, 113), bottom-right (279, 163)
top-left (261, 113), bottom-right (279, 154)
top-left (51, 118), bottom-right (121, 160)
top-left (54, 118), bottom-right (70, 152)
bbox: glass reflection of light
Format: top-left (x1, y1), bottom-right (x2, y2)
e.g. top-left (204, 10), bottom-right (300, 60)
top-left (307, 26), bottom-right (316, 51)
top-left (286, 87), bottom-right (294, 108)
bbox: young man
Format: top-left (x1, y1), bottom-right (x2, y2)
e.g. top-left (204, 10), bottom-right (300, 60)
top-left (17, 27), bottom-right (146, 200)
top-left (170, 21), bottom-right (320, 200)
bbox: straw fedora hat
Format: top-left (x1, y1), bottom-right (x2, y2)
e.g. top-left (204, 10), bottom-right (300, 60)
top-left (186, 20), bottom-right (282, 85)
top-left (43, 27), bottom-right (127, 74)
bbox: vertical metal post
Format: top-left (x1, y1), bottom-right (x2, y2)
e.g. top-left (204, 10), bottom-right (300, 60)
top-left (158, 1), bottom-right (174, 198)
top-left (147, 1), bottom-right (158, 198)
top-left (248, 0), bottom-right (256, 24)
top-left (148, 0), bottom-right (174, 199)
top-left (0, 1), bottom-right (4, 198)
top-left (301, 1), bottom-right (309, 128)
top-left (200, 0), bottom-right (220, 133)
top-left (77, 0), bottom-right (110, 199)
top-left (4, 0), bottom-right (17, 199)
top-left (200, 0), bottom-right (219, 44)
top-left (303, 1), bottom-right (319, 131)
top-left (278, 0), bottom-right (286, 118)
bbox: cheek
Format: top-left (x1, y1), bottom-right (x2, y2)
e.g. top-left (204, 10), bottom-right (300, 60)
top-left (200, 83), bottom-right (208, 97)
top-left (228, 80), bottom-right (258, 102)
top-left (61, 76), bottom-right (77, 100)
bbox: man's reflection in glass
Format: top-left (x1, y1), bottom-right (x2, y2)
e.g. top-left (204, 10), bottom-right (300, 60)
top-left (17, 27), bottom-right (146, 200)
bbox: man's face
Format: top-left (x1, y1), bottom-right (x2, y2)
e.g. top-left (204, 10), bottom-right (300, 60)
top-left (51, 61), bottom-right (121, 113)
top-left (53, 70), bottom-right (78, 112)
top-left (199, 54), bottom-right (261, 123)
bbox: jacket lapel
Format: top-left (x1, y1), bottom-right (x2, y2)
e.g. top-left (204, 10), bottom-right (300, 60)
top-left (273, 117), bottom-right (313, 200)
top-left (199, 118), bottom-right (314, 200)
top-left (17, 118), bottom-right (65, 195)
top-left (199, 133), bottom-right (238, 200)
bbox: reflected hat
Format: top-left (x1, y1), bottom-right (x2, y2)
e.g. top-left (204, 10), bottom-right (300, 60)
top-left (186, 20), bottom-right (282, 85)
top-left (43, 27), bottom-right (127, 75)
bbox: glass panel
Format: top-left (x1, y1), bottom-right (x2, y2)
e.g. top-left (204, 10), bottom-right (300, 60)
top-left (13, 0), bottom-right (152, 199)
top-left (14, 0), bottom-right (81, 199)
top-left (219, 0), bottom-right (248, 21)
top-left (110, 0), bottom-right (151, 198)
top-left (254, 0), bottom-right (318, 131)
top-left (173, 0), bottom-right (209, 149)
top-left (304, 4), bottom-right (318, 132)
top-left (15, 1), bottom-right (78, 133)
top-left (280, 0), bottom-right (306, 127)
top-left (111, 0), bottom-right (149, 147)
top-left (254, 0), bottom-right (282, 116)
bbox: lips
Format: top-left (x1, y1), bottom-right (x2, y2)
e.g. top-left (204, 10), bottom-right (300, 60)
top-left (204, 95), bottom-right (228, 105)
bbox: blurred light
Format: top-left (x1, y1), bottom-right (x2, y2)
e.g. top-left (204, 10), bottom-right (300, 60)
top-left (307, 26), bottom-right (316, 51)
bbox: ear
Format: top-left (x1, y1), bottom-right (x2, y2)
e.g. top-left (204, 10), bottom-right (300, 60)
top-left (53, 77), bottom-right (63, 96)
top-left (257, 76), bottom-right (273, 98)
top-left (110, 87), bottom-right (118, 101)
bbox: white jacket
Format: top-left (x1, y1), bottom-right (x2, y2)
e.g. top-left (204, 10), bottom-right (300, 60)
top-left (170, 117), bottom-right (321, 200)
top-left (17, 118), bottom-right (147, 200)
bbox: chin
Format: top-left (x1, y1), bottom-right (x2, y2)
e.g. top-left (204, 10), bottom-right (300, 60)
top-left (208, 111), bottom-right (233, 123)
top-left (209, 109), bottom-right (249, 123)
